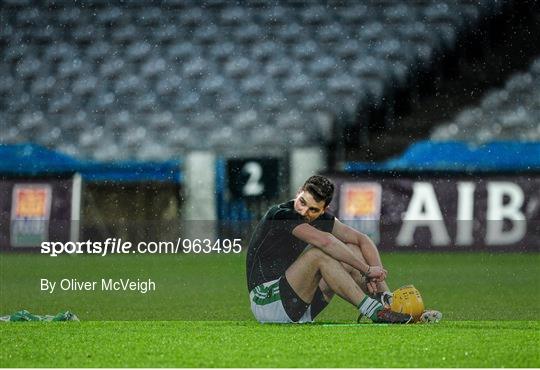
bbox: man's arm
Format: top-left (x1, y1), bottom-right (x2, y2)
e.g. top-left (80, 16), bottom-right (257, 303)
top-left (331, 218), bottom-right (390, 294)
top-left (331, 218), bottom-right (385, 268)
top-left (292, 223), bottom-right (386, 279)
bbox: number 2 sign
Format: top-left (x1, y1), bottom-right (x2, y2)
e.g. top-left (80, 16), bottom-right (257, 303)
top-left (227, 158), bottom-right (280, 199)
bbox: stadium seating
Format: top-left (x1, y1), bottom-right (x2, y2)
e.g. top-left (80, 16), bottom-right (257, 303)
top-left (431, 56), bottom-right (540, 143)
top-left (0, 0), bottom-right (510, 160)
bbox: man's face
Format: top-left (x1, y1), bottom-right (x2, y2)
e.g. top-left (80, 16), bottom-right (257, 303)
top-left (293, 190), bottom-right (327, 222)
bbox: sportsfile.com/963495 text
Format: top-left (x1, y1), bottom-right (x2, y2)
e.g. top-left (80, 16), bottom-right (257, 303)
top-left (40, 238), bottom-right (243, 257)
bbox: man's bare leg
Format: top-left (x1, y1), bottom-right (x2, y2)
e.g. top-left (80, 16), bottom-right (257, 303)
top-left (318, 243), bottom-right (390, 303)
top-left (318, 249), bottom-right (368, 303)
top-left (284, 247), bottom-right (366, 307)
top-left (285, 246), bottom-right (412, 324)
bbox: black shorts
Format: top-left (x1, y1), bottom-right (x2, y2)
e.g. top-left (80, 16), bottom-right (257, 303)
top-left (279, 274), bottom-right (329, 322)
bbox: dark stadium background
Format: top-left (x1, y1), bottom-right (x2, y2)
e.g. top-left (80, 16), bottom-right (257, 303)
top-left (1, 0), bottom-right (538, 245)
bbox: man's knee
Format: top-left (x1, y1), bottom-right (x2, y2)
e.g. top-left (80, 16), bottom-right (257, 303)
top-left (303, 246), bottom-right (327, 259)
top-left (303, 246), bottom-right (335, 266)
top-left (302, 248), bottom-right (346, 277)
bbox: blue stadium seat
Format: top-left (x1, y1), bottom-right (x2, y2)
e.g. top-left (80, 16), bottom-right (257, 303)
top-left (44, 42), bottom-right (77, 63)
top-left (0, 75), bottom-right (16, 97)
top-left (168, 41), bottom-right (197, 61)
top-left (5, 43), bottom-right (29, 63)
top-left (56, 7), bottom-right (80, 27)
top-left (309, 55), bottom-right (338, 78)
top-left (224, 57), bottom-right (253, 79)
top-left (30, 76), bottom-right (56, 97)
top-left (112, 24), bottom-right (137, 44)
top-left (220, 6), bottom-right (248, 27)
top-left (15, 55), bottom-right (41, 79)
top-left (259, 5), bottom-right (288, 26)
top-left (239, 76), bottom-right (266, 96)
top-left (179, 7), bottom-right (205, 27)
top-left (153, 24), bottom-right (178, 44)
top-left (140, 57), bottom-right (167, 79)
top-left (73, 24), bottom-right (105, 45)
top-left (300, 5), bottom-right (330, 26)
top-left (99, 58), bottom-right (125, 79)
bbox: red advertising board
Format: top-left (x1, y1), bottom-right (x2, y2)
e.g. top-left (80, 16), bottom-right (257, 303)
top-left (10, 184), bottom-right (52, 246)
top-left (0, 175), bottom-right (81, 250)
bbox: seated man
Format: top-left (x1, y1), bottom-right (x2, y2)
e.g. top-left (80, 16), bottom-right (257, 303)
top-left (246, 175), bottom-right (411, 324)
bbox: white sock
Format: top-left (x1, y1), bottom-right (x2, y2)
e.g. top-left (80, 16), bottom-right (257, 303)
top-left (358, 296), bottom-right (383, 320)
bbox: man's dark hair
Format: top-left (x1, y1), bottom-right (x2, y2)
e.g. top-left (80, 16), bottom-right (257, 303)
top-left (302, 175), bottom-right (334, 207)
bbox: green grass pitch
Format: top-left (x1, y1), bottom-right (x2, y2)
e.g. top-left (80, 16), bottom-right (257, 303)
top-left (1, 252), bottom-right (539, 367)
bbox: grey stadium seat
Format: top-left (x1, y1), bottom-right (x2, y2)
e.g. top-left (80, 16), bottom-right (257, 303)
top-left (1, 0), bottom-right (509, 160)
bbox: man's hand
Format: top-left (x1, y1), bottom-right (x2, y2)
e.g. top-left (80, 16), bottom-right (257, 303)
top-left (365, 265), bottom-right (387, 281)
top-left (366, 279), bottom-right (378, 294)
top-left (364, 266), bottom-right (387, 294)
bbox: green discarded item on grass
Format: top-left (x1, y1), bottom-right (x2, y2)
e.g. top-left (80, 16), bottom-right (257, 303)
top-left (0, 310), bottom-right (79, 322)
